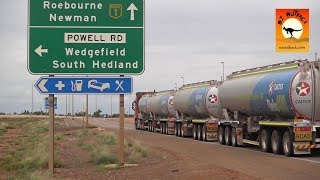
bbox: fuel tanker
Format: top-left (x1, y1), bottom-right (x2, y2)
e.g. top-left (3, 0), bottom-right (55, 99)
top-left (218, 60), bottom-right (320, 156)
top-left (133, 60), bottom-right (320, 156)
top-left (134, 90), bottom-right (176, 134)
top-left (173, 80), bottom-right (221, 140)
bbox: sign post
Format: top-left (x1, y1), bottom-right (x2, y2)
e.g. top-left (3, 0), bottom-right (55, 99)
top-left (119, 75), bottom-right (125, 166)
top-left (48, 75), bottom-right (54, 174)
top-left (86, 94), bottom-right (89, 127)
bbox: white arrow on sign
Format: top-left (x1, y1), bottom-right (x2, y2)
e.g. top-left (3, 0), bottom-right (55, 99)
top-left (35, 45), bottom-right (48, 57)
top-left (127, 3), bottom-right (138, 21)
top-left (38, 79), bottom-right (48, 92)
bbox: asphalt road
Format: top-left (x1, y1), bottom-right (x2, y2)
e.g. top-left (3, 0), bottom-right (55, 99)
top-left (74, 117), bottom-right (320, 179)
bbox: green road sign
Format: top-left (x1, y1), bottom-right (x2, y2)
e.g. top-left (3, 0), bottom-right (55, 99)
top-left (28, 0), bottom-right (144, 75)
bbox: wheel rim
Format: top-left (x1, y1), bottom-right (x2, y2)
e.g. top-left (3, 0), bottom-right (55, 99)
top-left (198, 126), bottom-right (201, 140)
top-left (202, 126), bottom-right (206, 140)
top-left (219, 127), bottom-right (223, 142)
top-left (261, 131), bottom-right (267, 149)
top-left (232, 128), bottom-right (236, 145)
top-left (283, 133), bottom-right (289, 154)
top-left (181, 125), bottom-right (184, 137)
top-left (271, 132), bottom-right (277, 152)
top-left (225, 127), bottom-right (229, 144)
top-left (193, 126), bottom-right (196, 138)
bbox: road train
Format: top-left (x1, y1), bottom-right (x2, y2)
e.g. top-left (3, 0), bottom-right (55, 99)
top-left (133, 60), bottom-right (320, 156)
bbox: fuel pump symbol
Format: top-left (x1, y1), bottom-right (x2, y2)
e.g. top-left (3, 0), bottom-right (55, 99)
top-left (71, 80), bottom-right (83, 92)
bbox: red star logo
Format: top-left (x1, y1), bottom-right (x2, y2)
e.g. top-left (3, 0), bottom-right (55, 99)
top-left (209, 94), bottom-right (218, 103)
top-left (296, 82), bottom-right (310, 96)
top-left (269, 80), bottom-right (275, 96)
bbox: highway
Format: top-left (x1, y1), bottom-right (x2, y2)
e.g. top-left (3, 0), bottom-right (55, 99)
top-left (72, 117), bottom-right (320, 179)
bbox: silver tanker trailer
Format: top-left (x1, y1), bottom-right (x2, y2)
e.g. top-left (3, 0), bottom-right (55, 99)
top-left (134, 92), bottom-right (153, 130)
top-left (134, 90), bottom-right (176, 134)
top-left (218, 60), bottom-right (320, 156)
top-left (173, 80), bottom-right (222, 141)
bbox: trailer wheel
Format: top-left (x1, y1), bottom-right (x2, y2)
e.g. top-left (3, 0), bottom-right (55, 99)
top-left (166, 123), bottom-right (169, 135)
top-left (193, 125), bottom-right (198, 140)
top-left (177, 123), bottom-right (181, 137)
top-left (202, 125), bottom-right (207, 141)
top-left (225, 126), bottom-right (232, 146)
top-left (260, 129), bottom-right (271, 152)
top-left (198, 125), bottom-right (203, 141)
top-left (164, 123), bottom-right (167, 135)
top-left (162, 122), bottom-right (165, 134)
top-left (181, 124), bottom-right (185, 137)
top-left (218, 126), bottom-right (225, 145)
top-left (152, 122), bottom-right (155, 132)
top-left (160, 123), bottom-right (163, 134)
top-left (231, 127), bottom-right (237, 147)
top-left (174, 123), bottom-right (178, 136)
top-left (271, 129), bottom-right (283, 154)
top-left (283, 130), bottom-right (294, 157)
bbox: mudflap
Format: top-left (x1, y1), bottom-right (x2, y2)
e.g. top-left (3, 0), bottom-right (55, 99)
top-left (293, 142), bottom-right (312, 155)
top-left (206, 122), bottom-right (218, 141)
top-left (167, 120), bottom-right (175, 135)
top-left (206, 132), bottom-right (218, 141)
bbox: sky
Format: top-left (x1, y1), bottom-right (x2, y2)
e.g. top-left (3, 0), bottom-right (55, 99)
top-left (0, 0), bottom-right (319, 114)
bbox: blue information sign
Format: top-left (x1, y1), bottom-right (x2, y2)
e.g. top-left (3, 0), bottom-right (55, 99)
top-left (35, 76), bottom-right (132, 95)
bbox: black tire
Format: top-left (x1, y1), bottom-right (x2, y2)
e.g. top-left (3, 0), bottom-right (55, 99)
top-left (166, 123), bottom-right (169, 135)
top-left (218, 126), bottom-right (225, 145)
top-left (225, 126), bottom-right (232, 146)
top-left (260, 129), bottom-right (272, 152)
top-left (271, 130), bottom-right (283, 154)
top-left (177, 123), bottom-right (181, 137)
top-left (198, 125), bottom-right (203, 141)
top-left (165, 123), bottom-right (168, 135)
top-left (174, 123), bottom-right (178, 136)
top-left (181, 123), bottom-right (185, 137)
top-left (193, 125), bottom-right (198, 140)
top-left (283, 130), bottom-right (294, 157)
top-left (202, 125), bottom-right (207, 141)
top-left (162, 123), bottom-right (164, 134)
top-left (148, 122), bottom-right (150, 131)
top-left (231, 127), bottom-right (237, 147)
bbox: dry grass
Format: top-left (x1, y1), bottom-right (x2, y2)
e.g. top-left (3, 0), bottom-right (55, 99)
top-left (0, 118), bottom-right (63, 179)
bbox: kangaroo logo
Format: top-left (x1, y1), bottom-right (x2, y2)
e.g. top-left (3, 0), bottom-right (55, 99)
top-left (282, 27), bottom-right (302, 39)
top-left (281, 18), bottom-right (303, 39)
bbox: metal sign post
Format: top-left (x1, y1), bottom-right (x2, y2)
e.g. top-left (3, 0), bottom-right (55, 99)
top-left (86, 94), bottom-right (89, 127)
top-left (119, 75), bottom-right (125, 165)
top-left (48, 75), bottom-right (54, 174)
